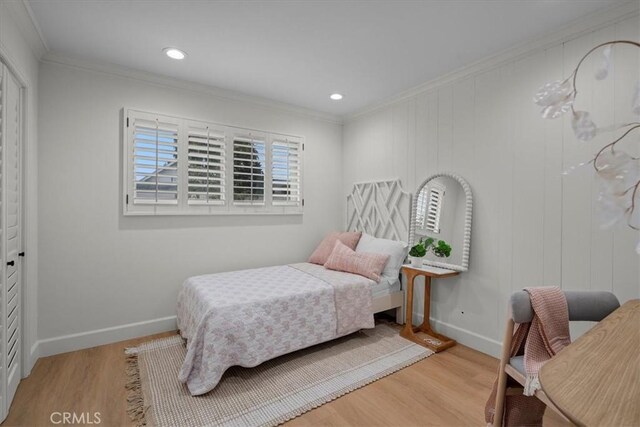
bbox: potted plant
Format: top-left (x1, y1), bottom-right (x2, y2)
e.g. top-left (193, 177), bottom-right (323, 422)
top-left (409, 238), bottom-right (452, 267)
top-left (408, 238), bottom-right (428, 267)
top-left (425, 237), bottom-right (452, 258)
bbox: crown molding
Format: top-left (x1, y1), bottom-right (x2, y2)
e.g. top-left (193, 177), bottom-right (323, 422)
top-left (31, 1), bottom-right (638, 124)
top-left (346, 1), bottom-right (639, 122)
top-left (22, 0), bottom-right (49, 53)
top-left (40, 52), bottom-right (343, 125)
top-left (2, 0), bottom-right (48, 59)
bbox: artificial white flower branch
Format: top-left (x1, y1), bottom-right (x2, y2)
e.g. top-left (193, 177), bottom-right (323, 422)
top-left (534, 40), bottom-right (640, 253)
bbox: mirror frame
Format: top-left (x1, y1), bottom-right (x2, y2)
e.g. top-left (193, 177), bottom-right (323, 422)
top-left (409, 172), bottom-right (473, 272)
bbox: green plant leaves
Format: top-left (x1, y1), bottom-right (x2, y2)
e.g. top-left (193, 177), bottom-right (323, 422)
top-left (413, 237), bottom-right (452, 258)
top-left (409, 237), bottom-right (427, 257)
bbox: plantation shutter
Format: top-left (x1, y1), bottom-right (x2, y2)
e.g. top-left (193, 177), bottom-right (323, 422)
top-left (415, 190), bottom-right (428, 229)
top-left (124, 108), bottom-right (304, 215)
top-left (271, 138), bottom-right (302, 206)
top-left (187, 124), bottom-right (226, 204)
top-left (425, 187), bottom-right (444, 233)
top-left (233, 134), bottom-right (266, 204)
top-left (131, 115), bottom-right (179, 204)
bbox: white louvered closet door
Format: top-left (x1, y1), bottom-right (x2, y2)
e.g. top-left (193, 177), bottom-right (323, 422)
top-left (0, 63), bottom-right (23, 423)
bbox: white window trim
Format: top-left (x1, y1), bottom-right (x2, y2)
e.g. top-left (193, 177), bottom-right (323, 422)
top-left (123, 108), bottom-right (304, 216)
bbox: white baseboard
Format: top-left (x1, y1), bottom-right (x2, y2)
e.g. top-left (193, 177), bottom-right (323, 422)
top-left (412, 313), bottom-right (502, 358)
top-left (27, 341), bottom-right (39, 375)
top-left (36, 316), bottom-right (178, 358)
top-left (33, 313), bottom-right (500, 363)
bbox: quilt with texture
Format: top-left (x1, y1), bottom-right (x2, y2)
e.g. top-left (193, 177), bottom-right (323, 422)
top-left (176, 262), bottom-right (375, 395)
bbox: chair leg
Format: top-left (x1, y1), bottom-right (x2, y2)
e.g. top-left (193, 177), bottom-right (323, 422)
top-left (493, 318), bottom-right (515, 427)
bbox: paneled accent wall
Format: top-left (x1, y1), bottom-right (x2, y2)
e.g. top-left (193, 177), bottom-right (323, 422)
top-left (343, 15), bottom-right (639, 356)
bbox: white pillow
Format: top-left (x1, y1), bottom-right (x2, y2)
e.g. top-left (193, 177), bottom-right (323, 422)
top-left (355, 233), bottom-right (409, 286)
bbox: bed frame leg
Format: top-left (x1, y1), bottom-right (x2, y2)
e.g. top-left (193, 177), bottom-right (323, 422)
top-left (395, 305), bottom-right (404, 325)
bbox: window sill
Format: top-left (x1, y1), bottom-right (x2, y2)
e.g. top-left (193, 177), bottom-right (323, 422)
top-left (123, 209), bottom-right (303, 217)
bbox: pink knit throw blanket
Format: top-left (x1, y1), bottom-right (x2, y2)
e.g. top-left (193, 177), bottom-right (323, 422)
top-left (485, 287), bottom-right (570, 426)
top-left (522, 286), bottom-right (571, 395)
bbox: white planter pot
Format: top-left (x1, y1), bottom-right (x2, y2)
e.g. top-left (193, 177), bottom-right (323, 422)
top-left (409, 256), bottom-right (423, 268)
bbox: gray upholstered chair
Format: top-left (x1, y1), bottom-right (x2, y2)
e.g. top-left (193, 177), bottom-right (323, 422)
top-left (493, 290), bottom-right (620, 427)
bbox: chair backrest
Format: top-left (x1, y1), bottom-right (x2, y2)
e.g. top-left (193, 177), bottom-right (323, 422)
top-left (510, 290), bottom-right (620, 324)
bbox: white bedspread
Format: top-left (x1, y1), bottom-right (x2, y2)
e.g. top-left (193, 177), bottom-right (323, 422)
top-left (176, 262), bottom-right (375, 395)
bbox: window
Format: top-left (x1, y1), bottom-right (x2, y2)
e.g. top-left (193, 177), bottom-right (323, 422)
top-left (187, 123), bottom-right (226, 204)
top-left (233, 134), bottom-right (266, 205)
top-left (124, 109), bottom-right (303, 215)
top-left (131, 114), bottom-right (179, 205)
top-left (417, 185), bottom-right (444, 233)
top-left (271, 138), bottom-right (302, 206)
top-left (415, 190), bottom-right (428, 229)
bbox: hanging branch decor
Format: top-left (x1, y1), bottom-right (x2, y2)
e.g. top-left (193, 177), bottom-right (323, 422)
top-left (534, 40), bottom-right (640, 254)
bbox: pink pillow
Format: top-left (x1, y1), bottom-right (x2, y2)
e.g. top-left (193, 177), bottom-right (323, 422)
top-left (308, 231), bottom-right (362, 265)
top-left (324, 240), bottom-right (389, 282)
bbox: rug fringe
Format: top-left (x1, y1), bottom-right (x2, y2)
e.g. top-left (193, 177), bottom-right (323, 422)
top-left (125, 348), bottom-right (148, 426)
top-left (125, 347), bottom-right (139, 356)
top-left (126, 324), bottom-right (430, 427)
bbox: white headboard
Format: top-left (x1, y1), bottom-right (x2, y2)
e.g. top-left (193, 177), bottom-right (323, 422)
top-left (346, 179), bottom-right (412, 242)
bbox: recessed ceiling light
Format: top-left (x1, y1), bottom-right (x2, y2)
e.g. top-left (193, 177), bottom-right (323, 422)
top-left (163, 47), bottom-right (186, 60)
top-left (330, 93), bottom-right (343, 101)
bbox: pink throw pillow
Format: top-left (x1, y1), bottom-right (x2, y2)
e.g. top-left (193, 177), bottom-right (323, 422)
top-left (308, 231), bottom-right (362, 265)
top-left (324, 240), bottom-right (389, 282)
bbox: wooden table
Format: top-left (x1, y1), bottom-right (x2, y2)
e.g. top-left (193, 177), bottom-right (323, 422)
top-left (539, 299), bottom-right (640, 427)
top-left (399, 264), bottom-right (459, 352)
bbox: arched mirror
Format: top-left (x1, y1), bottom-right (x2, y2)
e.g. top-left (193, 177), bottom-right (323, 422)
top-left (409, 172), bottom-right (472, 271)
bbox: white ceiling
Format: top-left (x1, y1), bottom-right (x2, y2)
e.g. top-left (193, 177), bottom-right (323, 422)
top-left (28, 0), bottom-right (623, 116)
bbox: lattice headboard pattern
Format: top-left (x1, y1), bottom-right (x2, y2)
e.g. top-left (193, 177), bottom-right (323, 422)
top-left (346, 179), bottom-right (412, 242)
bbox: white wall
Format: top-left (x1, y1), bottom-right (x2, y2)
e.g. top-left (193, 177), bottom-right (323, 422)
top-left (0, 1), bottom-right (43, 374)
top-left (37, 59), bottom-right (343, 354)
top-left (343, 13), bottom-right (640, 356)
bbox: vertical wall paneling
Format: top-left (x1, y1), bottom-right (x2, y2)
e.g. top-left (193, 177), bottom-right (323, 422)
top-left (495, 63), bottom-right (516, 336)
top-left (392, 101), bottom-right (410, 186)
top-left (612, 17), bottom-right (640, 304)
top-left (513, 52), bottom-right (546, 295)
top-left (443, 79), bottom-right (477, 333)
top-left (589, 26), bottom-right (616, 294)
top-left (473, 68), bottom-right (505, 341)
top-left (542, 45), bottom-right (564, 291)
top-left (561, 33), bottom-right (594, 297)
top-left (343, 15), bottom-right (640, 356)
top-left (407, 98), bottom-right (417, 194)
top-left (437, 87), bottom-right (454, 172)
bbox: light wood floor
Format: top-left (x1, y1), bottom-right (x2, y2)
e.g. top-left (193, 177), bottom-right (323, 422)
top-left (2, 331), bottom-right (568, 427)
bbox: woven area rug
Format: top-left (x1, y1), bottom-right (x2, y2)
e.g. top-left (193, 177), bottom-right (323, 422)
top-left (125, 323), bottom-right (432, 427)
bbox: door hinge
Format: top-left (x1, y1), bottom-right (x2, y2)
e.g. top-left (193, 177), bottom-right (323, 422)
top-left (302, 143), bottom-right (305, 151)
top-left (126, 117), bottom-right (129, 127)
top-left (126, 194), bottom-right (129, 204)
top-left (302, 199), bottom-right (305, 207)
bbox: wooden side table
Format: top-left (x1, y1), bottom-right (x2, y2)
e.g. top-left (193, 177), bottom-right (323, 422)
top-left (400, 264), bottom-right (459, 352)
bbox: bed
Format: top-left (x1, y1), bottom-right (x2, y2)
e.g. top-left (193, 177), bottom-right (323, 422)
top-left (176, 180), bottom-right (411, 395)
